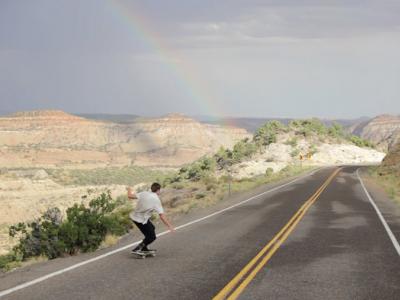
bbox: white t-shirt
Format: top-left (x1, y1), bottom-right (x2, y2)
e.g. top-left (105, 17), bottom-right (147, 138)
top-left (130, 191), bottom-right (164, 224)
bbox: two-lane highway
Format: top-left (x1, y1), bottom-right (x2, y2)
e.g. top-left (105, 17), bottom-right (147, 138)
top-left (1, 167), bottom-right (399, 299)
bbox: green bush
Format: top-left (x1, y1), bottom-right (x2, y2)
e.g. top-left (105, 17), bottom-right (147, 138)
top-left (327, 123), bottom-right (345, 138)
top-left (9, 208), bottom-right (64, 259)
top-left (348, 135), bottom-right (374, 148)
top-left (265, 168), bottom-right (274, 176)
top-left (254, 121), bottom-right (286, 146)
top-left (289, 119), bottom-right (327, 137)
top-left (0, 253), bottom-right (19, 271)
top-left (178, 156), bottom-right (216, 181)
top-left (195, 193), bottom-right (206, 199)
top-left (162, 173), bottom-right (183, 186)
top-left (58, 192), bottom-right (125, 254)
top-left (7, 192), bottom-right (130, 263)
top-left (214, 147), bottom-right (234, 170)
top-left (290, 148), bottom-right (300, 158)
top-left (232, 139), bottom-right (258, 163)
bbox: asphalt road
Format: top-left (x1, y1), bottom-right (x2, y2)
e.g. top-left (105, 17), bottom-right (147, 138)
top-left (1, 166), bottom-right (399, 299)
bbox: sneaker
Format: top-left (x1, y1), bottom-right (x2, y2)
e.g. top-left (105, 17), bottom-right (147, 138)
top-left (131, 242), bottom-right (145, 253)
top-left (142, 248), bottom-right (156, 254)
top-left (141, 245), bottom-right (156, 253)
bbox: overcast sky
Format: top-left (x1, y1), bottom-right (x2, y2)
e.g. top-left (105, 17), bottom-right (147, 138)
top-left (0, 0), bottom-right (399, 118)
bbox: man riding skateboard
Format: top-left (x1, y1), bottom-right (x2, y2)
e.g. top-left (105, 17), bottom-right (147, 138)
top-left (127, 183), bottom-right (175, 256)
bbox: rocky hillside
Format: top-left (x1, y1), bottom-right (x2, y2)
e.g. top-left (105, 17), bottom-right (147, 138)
top-left (380, 142), bottom-right (400, 176)
top-left (349, 115), bottom-right (400, 151)
top-left (229, 127), bottom-right (385, 179)
top-left (0, 110), bottom-right (250, 168)
top-left (168, 119), bottom-right (385, 180)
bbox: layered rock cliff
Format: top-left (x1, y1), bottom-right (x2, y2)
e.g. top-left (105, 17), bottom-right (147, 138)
top-left (349, 115), bottom-right (400, 151)
top-left (0, 110), bottom-right (250, 168)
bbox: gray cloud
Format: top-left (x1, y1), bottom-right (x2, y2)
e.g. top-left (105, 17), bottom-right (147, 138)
top-left (0, 0), bottom-right (399, 118)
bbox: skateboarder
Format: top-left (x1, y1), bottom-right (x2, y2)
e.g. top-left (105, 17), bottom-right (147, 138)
top-left (127, 183), bottom-right (175, 255)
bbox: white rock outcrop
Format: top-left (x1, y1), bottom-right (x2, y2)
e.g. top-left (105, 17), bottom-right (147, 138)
top-left (230, 141), bottom-right (385, 179)
top-left (311, 144), bottom-right (385, 165)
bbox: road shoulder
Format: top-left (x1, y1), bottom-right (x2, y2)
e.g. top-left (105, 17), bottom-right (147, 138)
top-left (359, 167), bottom-right (400, 245)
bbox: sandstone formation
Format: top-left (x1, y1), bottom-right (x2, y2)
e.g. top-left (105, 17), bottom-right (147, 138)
top-left (349, 115), bottom-right (400, 151)
top-left (0, 110), bottom-right (250, 168)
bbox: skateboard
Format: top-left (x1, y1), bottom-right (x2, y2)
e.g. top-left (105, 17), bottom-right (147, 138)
top-left (131, 251), bottom-right (156, 259)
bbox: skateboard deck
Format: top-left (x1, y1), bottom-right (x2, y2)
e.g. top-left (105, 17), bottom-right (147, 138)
top-left (132, 251), bottom-right (156, 259)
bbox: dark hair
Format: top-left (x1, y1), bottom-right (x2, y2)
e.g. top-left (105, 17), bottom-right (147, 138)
top-left (151, 182), bottom-right (161, 193)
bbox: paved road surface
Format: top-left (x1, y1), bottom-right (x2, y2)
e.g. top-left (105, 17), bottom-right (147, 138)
top-left (1, 166), bottom-right (399, 299)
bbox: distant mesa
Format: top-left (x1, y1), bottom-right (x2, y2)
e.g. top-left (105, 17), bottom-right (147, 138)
top-left (7, 110), bottom-right (85, 121)
top-left (133, 113), bottom-right (226, 127)
top-left (162, 113), bottom-right (191, 119)
top-left (139, 113), bottom-right (197, 123)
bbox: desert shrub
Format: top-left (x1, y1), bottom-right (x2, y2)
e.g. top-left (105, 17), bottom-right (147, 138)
top-left (232, 139), bottom-right (258, 163)
top-left (206, 183), bottom-right (216, 191)
top-left (253, 121), bottom-right (286, 146)
top-left (290, 148), bottom-right (300, 158)
top-left (290, 119), bottom-right (327, 137)
top-left (195, 193), bottom-right (206, 199)
top-left (214, 147), bottom-right (234, 170)
top-left (327, 123), bottom-right (345, 138)
top-left (178, 156), bottom-right (216, 181)
top-left (348, 135), bottom-right (374, 148)
top-left (162, 173), bottom-right (183, 186)
top-left (0, 253), bottom-right (20, 271)
top-left (265, 168), bottom-right (274, 176)
top-left (9, 208), bottom-right (64, 259)
top-left (8, 192), bottom-right (130, 262)
top-left (58, 192), bottom-right (122, 254)
top-left (214, 138), bottom-right (257, 170)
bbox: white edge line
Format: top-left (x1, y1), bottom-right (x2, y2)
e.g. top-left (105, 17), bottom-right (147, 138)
top-left (0, 167), bottom-right (322, 298)
top-left (357, 169), bottom-right (400, 256)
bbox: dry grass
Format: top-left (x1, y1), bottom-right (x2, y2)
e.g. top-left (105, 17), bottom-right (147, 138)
top-left (160, 164), bottom-right (314, 218)
top-left (368, 167), bottom-right (400, 205)
top-left (1, 255), bottom-right (48, 272)
top-left (20, 256), bottom-right (49, 268)
top-left (99, 234), bottom-right (120, 249)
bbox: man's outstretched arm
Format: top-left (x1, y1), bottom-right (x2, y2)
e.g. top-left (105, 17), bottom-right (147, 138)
top-left (159, 213), bottom-right (175, 233)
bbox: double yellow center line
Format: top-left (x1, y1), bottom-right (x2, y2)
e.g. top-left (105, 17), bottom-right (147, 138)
top-left (213, 168), bottom-right (341, 300)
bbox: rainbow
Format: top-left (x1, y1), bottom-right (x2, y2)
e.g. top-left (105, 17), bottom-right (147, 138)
top-left (108, 0), bottom-right (234, 126)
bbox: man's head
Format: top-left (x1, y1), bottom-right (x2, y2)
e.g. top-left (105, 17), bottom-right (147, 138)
top-left (151, 182), bottom-right (161, 194)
